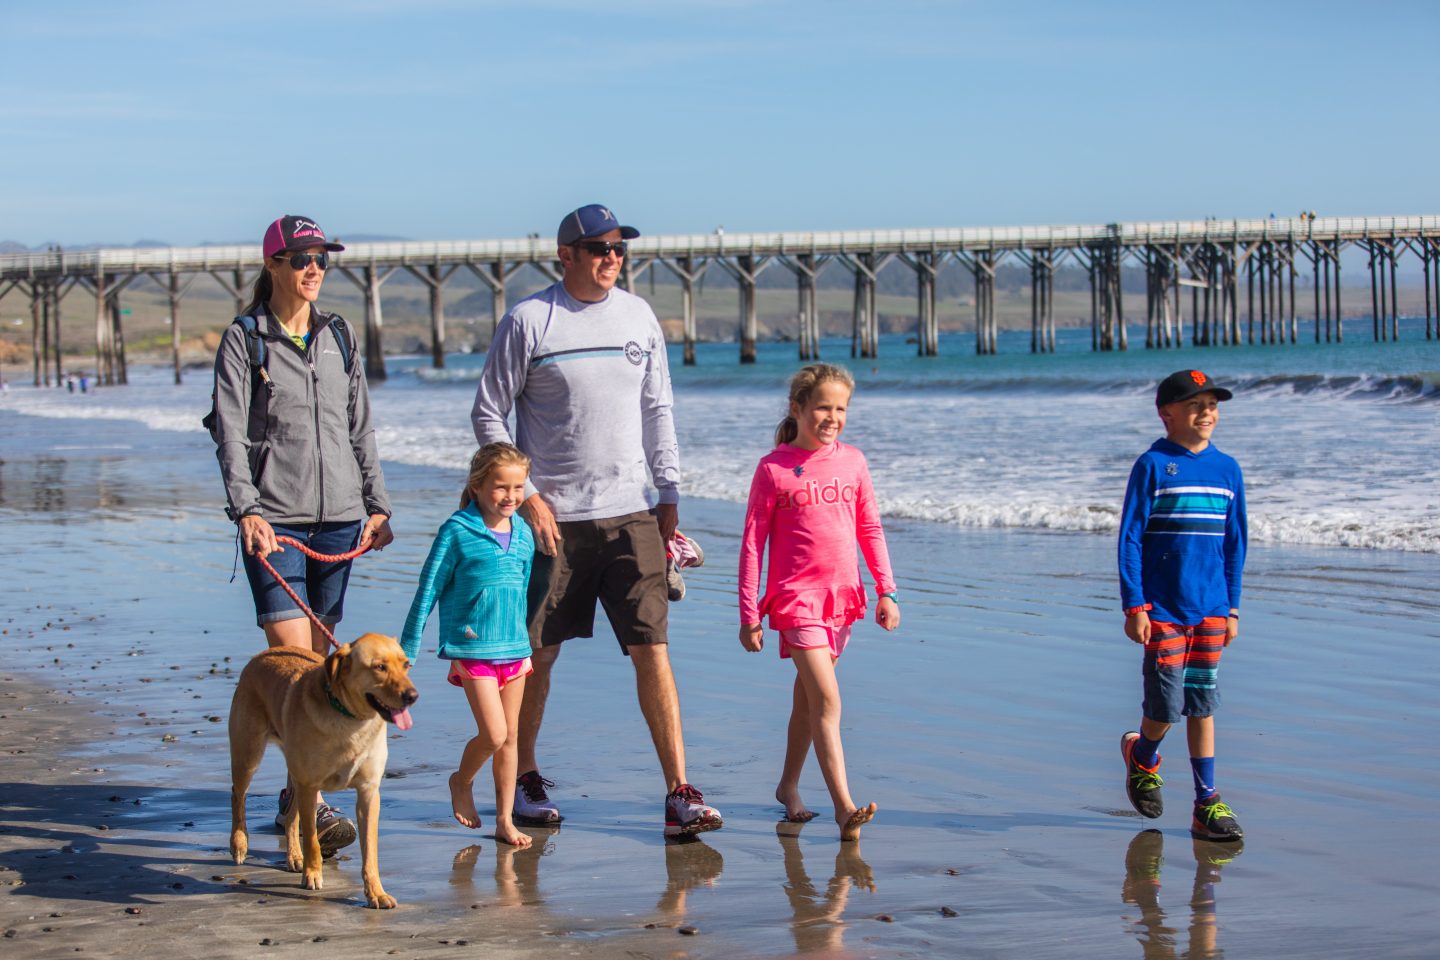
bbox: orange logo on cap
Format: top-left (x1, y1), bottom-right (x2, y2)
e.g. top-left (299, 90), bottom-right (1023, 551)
top-left (1189, 370), bottom-right (1207, 386)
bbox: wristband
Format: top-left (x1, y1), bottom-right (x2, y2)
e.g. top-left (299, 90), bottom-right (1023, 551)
top-left (879, 591), bottom-right (899, 604)
top-left (1124, 604), bottom-right (1151, 616)
top-left (1227, 611), bottom-right (1239, 619)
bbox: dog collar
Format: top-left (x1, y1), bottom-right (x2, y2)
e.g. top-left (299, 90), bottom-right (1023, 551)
top-left (324, 680), bottom-right (357, 719)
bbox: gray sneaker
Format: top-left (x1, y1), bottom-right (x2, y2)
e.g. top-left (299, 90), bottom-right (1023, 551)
top-left (316, 803), bottom-right (357, 858)
top-left (514, 771), bottom-right (563, 825)
top-left (278, 788), bottom-right (355, 857)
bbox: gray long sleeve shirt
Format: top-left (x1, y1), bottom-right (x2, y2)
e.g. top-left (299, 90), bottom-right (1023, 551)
top-left (470, 282), bottom-right (680, 522)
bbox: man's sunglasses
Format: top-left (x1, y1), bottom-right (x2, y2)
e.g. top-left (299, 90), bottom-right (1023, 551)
top-left (574, 240), bottom-right (627, 258)
top-left (276, 252), bottom-right (329, 271)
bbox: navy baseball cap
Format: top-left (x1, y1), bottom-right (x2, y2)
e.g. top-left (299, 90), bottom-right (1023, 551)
top-left (263, 215), bottom-right (345, 259)
top-left (557, 204), bottom-right (640, 246)
top-left (1155, 369), bottom-right (1233, 407)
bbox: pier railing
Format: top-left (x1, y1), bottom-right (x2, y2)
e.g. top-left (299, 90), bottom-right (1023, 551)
top-left (3, 215), bottom-right (1436, 387)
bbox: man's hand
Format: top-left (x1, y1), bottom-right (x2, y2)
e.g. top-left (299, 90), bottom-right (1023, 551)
top-left (655, 503), bottom-right (679, 543)
top-left (876, 597), bottom-right (900, 631)
top-left (1124, 611), bottom-right (1152, 645)
top-left (359, 514), bottom-right (393, 552)
top-left (739, 623), bottom-right (764, 652)
top-left (239, 514), bottom-right (280, 557)
top-left (521, 494), bottom-right (561, 557)
top-left (1224, 614), bottom-right (1238, 647)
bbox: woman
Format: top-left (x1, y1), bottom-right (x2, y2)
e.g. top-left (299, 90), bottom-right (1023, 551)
top-left (209, 214), bottom-right (394, 855)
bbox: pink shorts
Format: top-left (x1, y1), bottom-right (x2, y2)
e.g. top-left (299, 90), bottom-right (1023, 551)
top-left (447, 657), bottom-right (533, 690)
top-left (779, 623), bottom-right (852, 660)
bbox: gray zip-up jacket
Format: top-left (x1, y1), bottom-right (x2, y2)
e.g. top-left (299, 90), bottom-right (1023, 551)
top-left (210, 306), bottom-right (391, 525)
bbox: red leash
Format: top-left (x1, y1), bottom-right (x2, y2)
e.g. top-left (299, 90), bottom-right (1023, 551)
top-left (254, 535), bottom-right (372, 649)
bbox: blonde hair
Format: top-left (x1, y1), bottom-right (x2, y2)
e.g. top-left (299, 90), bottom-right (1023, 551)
top-left (774, 363), bottom-right (856, 446)
top-left (459, 442), bottom-right (530, 509)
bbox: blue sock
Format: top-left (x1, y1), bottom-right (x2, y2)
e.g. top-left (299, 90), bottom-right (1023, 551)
top-left (1191, 757), bottom-right (1217, 801)
top-left (1133, 733), bottom-right (1163, 768)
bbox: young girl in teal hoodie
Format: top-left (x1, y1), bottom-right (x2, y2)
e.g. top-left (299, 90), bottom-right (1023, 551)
top-left (402, 443), bottom-right (536, 847)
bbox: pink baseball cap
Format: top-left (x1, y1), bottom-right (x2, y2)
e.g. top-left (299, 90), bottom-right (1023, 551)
top-left (262, 215), bottom-right (345, 259)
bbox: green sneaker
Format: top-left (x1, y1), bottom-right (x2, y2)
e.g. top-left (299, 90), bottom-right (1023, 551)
top-left (1120, 731), bottom-right (1164, 819)
top-left (1191, 795), bottom-right (1243, 842)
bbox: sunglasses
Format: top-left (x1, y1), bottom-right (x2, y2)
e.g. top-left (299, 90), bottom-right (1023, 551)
top-left (575, 240), bottom-right (627, 258)
top-left (276, 252), bottom-right (329, 271)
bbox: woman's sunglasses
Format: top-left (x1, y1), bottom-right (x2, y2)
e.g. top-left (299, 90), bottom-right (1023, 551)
top-left (575, 240), bottom-right (627, 258)
top-left (276, 252), bottom-right (329, 271)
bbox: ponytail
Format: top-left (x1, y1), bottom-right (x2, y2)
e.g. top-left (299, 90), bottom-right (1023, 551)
top-left (241, 266), bottom-right (274, 317)
top-left (774, 415), bottom-right (799, 447)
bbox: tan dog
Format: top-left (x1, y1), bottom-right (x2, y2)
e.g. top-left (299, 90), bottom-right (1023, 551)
top-left (228, 632), bottom-right (418, 909)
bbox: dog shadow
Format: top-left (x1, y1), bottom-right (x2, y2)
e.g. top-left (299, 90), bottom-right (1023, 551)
top-left (0, 780), bottom-right (348, 906)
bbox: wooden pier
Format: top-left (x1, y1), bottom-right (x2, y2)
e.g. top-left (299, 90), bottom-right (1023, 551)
top-left (2, 215), bottom-right (1436, 387)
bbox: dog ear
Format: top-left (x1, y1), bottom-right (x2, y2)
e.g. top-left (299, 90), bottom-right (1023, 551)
top-left (325, 643), bottom-right (353, 687)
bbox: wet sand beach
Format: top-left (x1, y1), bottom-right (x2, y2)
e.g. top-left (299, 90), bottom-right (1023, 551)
top-left (2, 404), bottom-right (1439, 959)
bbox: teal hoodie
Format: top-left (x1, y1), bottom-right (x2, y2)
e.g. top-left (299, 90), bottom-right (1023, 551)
top-left (400, 505), bottom-right (534, 663)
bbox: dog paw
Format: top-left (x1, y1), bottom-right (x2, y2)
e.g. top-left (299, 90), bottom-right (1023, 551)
top-left (230, 845), bottom-right (247, 865)
top-left (302, 870), bottom-right (324, 891)
top-left (287, 854), bottom-right (305, 873)
top-left (366, 891), bottom-right (398, 910)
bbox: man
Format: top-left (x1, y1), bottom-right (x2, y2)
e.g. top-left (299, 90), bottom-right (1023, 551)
top-left (471, 203), bottom-right (722, 837)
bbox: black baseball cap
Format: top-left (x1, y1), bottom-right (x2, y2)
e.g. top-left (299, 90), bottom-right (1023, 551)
top-left (1155, 369), bottom-right (1233, 407)
top-left (557, 204), bottom-right (640, 246)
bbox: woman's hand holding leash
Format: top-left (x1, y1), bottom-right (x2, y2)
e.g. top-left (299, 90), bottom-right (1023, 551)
top-left (359, 514), bottom-right (394, 552)
top-left (739, 623), bottom-right (764, 652)
top-left (240, 515), bottom-right (281, 557)
top-left (876, 597), bottom-right (900, 631)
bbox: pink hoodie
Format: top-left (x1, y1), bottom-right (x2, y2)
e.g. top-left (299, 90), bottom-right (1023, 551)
top-left (739, 440), bottom-right (896, 629)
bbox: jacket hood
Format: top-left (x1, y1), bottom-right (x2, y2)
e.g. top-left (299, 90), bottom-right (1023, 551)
top-left (450, 503), bottom-right (520, 540)
top-left (1150, 437), bottom-right (1219, 458)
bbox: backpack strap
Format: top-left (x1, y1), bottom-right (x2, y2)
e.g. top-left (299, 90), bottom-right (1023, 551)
top-left (327, 316), bottom-right (355, 374)
top-left (235, 314), bottom-right (266, 369)
top-left (202, 314), bottom-right (271, 442)
top-left (234, 314), bottom-right (272, 439)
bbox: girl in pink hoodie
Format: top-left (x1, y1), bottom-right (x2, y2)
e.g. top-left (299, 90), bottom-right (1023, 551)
top-left (739, 363), bottom-right (900, 841)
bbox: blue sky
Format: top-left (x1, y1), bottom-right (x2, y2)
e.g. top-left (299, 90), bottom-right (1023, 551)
top-left (2, 1), bottom-right (1436, 246)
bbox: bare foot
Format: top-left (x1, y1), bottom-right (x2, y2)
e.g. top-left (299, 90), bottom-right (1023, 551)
top-left (839, 802), bottom-right (877, 842)
top-left (776, 785), bottom-right (818, 823)
top-left (449, 771), bottom-right (482, 829)
top-left (494, 819), bottom-right (533, 848)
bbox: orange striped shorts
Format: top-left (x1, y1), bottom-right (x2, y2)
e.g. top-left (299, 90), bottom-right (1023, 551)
top-left (1141, 617), bottom-right (1226, 723)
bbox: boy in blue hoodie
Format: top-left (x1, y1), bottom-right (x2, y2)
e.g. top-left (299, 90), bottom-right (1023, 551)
top-left (1117, 370), bottom-right (1246, 842)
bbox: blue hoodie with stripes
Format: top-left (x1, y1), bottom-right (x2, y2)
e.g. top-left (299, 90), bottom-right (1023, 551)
top-left (400, 505), bottom-right (534, 664)
top-left (1117, 438), bottom-right (1247, 625)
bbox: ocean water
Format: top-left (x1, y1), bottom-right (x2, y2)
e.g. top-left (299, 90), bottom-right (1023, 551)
top-left (3, 321), bottom-right (1437, 552)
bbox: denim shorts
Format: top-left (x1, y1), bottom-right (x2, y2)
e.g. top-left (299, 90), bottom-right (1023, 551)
top-left (241, 520), bottom-right (363, 627)
top-left (1141, 617), bottom-right (1227, 723)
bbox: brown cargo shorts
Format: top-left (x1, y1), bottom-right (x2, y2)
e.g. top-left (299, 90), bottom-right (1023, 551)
top-left (526, 509), bottom-right (669, 654)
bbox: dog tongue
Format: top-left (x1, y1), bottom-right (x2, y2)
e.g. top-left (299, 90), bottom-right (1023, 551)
top-left (393, 707), bottom-right (414, 731)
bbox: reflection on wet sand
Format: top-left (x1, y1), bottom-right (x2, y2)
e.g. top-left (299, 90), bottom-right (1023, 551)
top-left (778, 821), bottom-right (877, 955)
top-left (0, 455), bottom-right (128, 514)
top-left (1122, 829), bottom-right (1243, 960)
top-left (657, 834), bottom-right (724, 917)
top-left (449, 824), bottom-right (557, 909)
